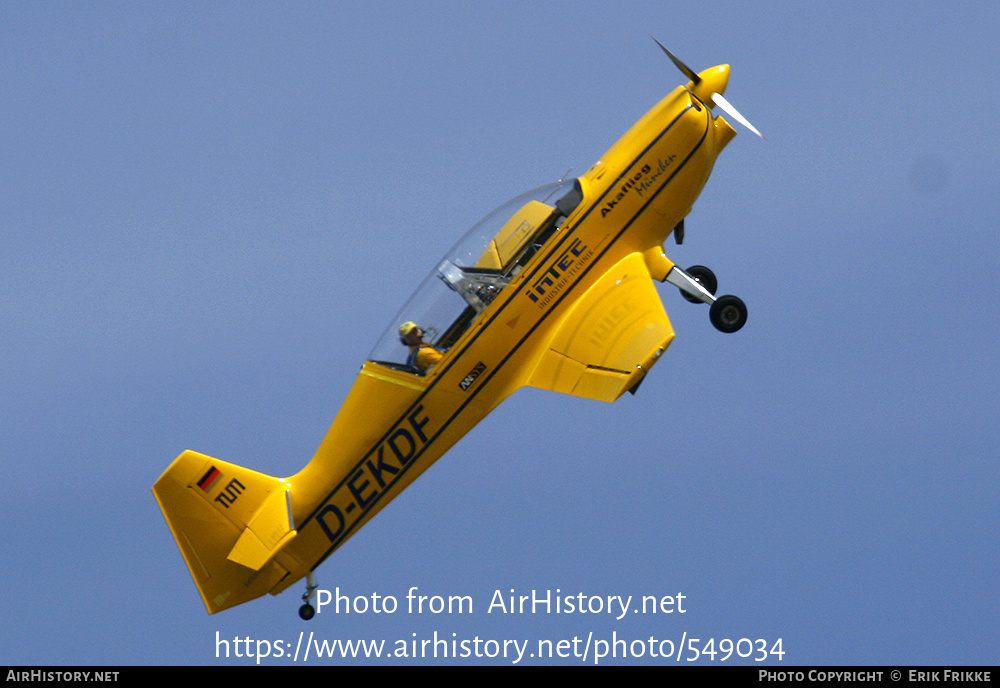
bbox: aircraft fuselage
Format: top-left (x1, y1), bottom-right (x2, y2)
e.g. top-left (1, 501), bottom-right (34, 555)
top-left (273, 76), bottom-right (738, 596)
top-left (152, 61), bottom-right (746, 616)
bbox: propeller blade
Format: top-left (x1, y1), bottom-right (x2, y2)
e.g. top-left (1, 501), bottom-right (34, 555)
top-left (712, 92), bottom-right (766, 140)
top-left (650, 36), bottom-right (700, 85)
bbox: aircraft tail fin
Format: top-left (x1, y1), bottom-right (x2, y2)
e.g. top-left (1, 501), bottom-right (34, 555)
top-left (152, 450), bottom-right (299, 614)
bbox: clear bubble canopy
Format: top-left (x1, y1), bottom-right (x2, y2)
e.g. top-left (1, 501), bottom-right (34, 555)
top-left (368, 179), bottom-right (582, 372)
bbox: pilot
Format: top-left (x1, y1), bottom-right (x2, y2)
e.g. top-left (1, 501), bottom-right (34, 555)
top-left (399, 321), bottom-right (444, 372)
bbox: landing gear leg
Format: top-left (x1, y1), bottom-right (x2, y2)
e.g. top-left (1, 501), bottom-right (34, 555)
top-left (299, 572), bottom-right (317, 620)
top-left (666, 266), bottom-right (717, 305)
top-left (678, 265), bottom-right (718, 304)
top-left (665, 266), bottom-right (748, 333)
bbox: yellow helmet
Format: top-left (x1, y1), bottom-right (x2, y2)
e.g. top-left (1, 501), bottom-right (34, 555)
top-left (399, 321), bottom-right (420, 337)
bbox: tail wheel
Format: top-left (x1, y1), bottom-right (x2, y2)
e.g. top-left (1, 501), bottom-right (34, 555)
top-left (710, 295), bottom-right (747, 333)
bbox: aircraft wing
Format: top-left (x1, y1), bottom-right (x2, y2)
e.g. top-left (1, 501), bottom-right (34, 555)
top-left (527, 252), bottom-right (675, 402)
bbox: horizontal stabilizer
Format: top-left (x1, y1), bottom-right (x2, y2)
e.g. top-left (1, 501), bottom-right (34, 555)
top-left (227, 488), bottom-right (297, 571)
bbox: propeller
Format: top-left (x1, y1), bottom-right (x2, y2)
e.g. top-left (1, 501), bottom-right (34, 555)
top-left (713, 93), bottom-right (766, 140)
top-left (651, 37), bottom-right (765, 140)
top-left (651, 37), bottom-right (701, 86)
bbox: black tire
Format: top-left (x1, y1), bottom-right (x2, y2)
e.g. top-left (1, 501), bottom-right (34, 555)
top-left (299, 604), bottom-right (316, 621)
top-left (681, 265), bottom-right (718, 303)
top-left (710, 295), bottom-right (747, 333)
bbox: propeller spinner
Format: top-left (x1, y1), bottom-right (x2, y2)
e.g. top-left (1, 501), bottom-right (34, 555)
top-left (651, 37), bottom-right (765, 140)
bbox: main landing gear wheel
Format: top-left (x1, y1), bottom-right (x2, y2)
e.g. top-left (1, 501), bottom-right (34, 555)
top-left (710, 295), bottom-right (748, 333)
top-left (681, 265), bottom-right (717, 303)
top-left (299, 603), bottom-right (316, 620)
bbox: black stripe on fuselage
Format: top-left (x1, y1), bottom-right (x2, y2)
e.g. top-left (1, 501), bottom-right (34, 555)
top-left (302, 103), bottom-right (709, 567)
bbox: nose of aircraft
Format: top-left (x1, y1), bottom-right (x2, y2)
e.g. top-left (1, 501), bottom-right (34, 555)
top-left (695, 63), bottom-right (766, 141)
top-left (691, 62), bottom-right (766, 140)
top-left (651, 37), bottom-right (766, 140)
top-left (692, 64), bottom-right (730, 106)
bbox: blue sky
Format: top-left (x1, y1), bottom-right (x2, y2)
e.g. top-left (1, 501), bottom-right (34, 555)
top-left (2, 1), bottom-right (997, 666)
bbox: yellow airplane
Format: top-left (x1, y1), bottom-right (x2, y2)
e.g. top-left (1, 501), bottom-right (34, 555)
top-left (153, 41), bottom-right (763, 619)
